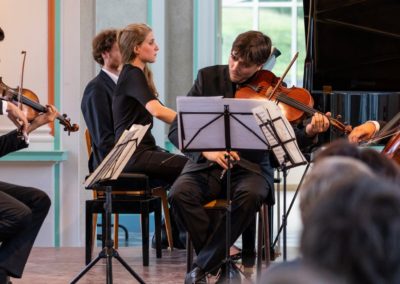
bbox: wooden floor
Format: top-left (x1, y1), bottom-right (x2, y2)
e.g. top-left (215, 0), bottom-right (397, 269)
top-left (11, 247), bottom-right (272, 284)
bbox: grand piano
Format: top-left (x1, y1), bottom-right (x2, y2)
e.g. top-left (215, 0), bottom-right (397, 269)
top-left (303, 0), bottom-right (400, 142)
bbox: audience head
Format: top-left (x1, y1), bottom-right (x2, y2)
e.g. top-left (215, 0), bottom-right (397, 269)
top-left (300, 156), bottom-right (374, 223)
top-left (301, 176), bottom-right (400, 284)
top-left (313, 138), bottom-right (361, 162)
top-left (359, 148), bottom-right (400, 183)
top-left (92, 29), bottom-right (119, 67)
top-left (260, 262), bottom-right (344, 284)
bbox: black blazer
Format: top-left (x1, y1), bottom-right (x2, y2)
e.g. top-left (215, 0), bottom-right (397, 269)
top-left (81, 70), bottom-right (116, 172)
top-left (169, 65), bottom-right (315, 189)
top-left (0, 100), bottom-right (29, 156)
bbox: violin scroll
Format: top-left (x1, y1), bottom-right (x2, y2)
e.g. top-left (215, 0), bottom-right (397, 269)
top-left (60, 113), bottom-right (79, 135)
top-left (0, 77), bottom-right (79, 135)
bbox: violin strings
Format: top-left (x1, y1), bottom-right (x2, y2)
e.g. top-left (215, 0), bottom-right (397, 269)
top-left (254, 85), bottom-right (346, 129)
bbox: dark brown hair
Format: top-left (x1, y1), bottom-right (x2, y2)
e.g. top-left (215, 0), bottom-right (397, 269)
top-left (231, 30), bottom-right (272, 66)
top-left (92, 29), bottom-right (118, 66)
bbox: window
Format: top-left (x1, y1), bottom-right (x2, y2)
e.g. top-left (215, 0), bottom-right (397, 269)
top-left (221, 0), bottom-right (306, 87)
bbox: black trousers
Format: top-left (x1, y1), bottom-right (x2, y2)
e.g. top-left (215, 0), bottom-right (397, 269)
top-left (0, 181), bottom-right (50, 278)
top-left (169, 166), bottom-right (270, 272)
top-left (124, 148), bottom-right (188, 188)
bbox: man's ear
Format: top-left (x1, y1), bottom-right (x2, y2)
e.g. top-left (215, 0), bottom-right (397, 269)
top-left (102, 51), bottom-right (109, 61)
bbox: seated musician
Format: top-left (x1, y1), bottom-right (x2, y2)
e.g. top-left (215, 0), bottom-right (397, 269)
top-left (0, 26), bottom-right (58, 284)
top-left (168, 30), bottom-right (330, 284)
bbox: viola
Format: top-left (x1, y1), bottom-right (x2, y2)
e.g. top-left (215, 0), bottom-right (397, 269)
top-left (235, 70), bottom-right (352, 135)
top-left (0, 77), bottom-right (79, 135)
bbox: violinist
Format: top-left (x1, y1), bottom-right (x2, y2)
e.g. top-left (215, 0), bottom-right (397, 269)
top-left (168, 30), bottom-right (330, 284)
top-left (0, 27), bottom-right (58, 284)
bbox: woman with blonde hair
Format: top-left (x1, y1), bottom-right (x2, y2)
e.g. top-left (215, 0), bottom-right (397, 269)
top-left (113, 23), bottom-right (187, 189)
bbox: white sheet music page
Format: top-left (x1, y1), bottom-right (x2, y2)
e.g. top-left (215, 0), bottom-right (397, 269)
top-left (252, 101), bottom-right (307, 169)
top-left (177, 96), bottom-right (269, 151)
top-left (84, 123), bottom-right (150, 188)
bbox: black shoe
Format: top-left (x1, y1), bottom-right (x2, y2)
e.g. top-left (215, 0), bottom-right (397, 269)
top-left (185, 266), bottom-right (207, 284)
top-left (215, 263), bottom-right (241, 284)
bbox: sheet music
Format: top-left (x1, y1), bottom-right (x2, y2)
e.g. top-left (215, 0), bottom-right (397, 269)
top-left (252, 101), bottom-right (307, 169)
top-left (84, 123), bottom-right (150, 188)
top-left (177, 96), bottom-right (269, 151)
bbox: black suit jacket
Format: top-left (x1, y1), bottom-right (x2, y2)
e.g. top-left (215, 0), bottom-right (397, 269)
top-left (0, 101), bottom-right (29, 157)
top-left (169, 65), bottom-right (315, 193)
top-left (81, 70), bottom-right (116, 172)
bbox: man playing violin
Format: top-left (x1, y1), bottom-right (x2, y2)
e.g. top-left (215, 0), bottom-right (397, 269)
top-left (0, 27), bottom-right (58, 284)
top-left (168, 30), bottom-right (330, 284)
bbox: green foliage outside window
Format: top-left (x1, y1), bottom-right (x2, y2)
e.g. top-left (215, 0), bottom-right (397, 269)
top-left (221, 4), bottom-right (306, 86)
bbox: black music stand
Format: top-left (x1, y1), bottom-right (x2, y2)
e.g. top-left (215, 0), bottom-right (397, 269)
top-left (70, 124), bottom-right (151, 284)
top-left (252, 103), bottom-right (308, 261)
top-left (178, 97), bottom-right (272, 282)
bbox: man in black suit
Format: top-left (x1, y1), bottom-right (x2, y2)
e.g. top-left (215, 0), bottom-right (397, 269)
top-left (0, 26), bottom-right (58, 284)
top-left (81, 29), bottom-right (121, 172)
top-left (0, 103), bottom-right (57, 284)
top-left (168, 30), bottom-right (330, 284)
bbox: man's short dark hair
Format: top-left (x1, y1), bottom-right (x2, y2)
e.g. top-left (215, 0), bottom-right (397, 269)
top-left (92, 29), bottom-right (117, 66)
top-left (231, 30), bottom-right (272, 66)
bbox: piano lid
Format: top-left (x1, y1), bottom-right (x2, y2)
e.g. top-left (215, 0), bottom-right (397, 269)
top-left (303, 0), bottom-right (400, 92)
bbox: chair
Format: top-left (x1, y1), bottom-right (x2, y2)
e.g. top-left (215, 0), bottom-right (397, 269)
top-left (84, 129), bottom-right (173, 266)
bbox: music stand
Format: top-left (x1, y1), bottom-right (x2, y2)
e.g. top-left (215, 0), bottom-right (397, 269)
top-left (178, 97), bottom-right (278, 282)
top-left (252, 103), bottom-right (308, 261)
top-left (70, 124), bottom-right (150, 284)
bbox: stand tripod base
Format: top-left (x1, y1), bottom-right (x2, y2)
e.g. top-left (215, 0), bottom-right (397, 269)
top-left (70, 246), bottom-right (146, 284)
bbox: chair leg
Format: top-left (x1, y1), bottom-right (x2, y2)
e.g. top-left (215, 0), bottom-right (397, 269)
top-left (186, 232), bottom-right (193, 273)
top-left (261, 204), bottom-right (271, 267)
top-left (257, 210), bottom-right (263, 278)
top-left (114, 214), bottom-right (119, 249)
top-left (86, 201), bottom-right (93, 265)
top-left (257, 204), bottom-right (271, 280)
top-left (154, 197), bottom-right (162, 258)
top-left (92, 213), bottom-right (97, 255)
top-left (153, 187), bottom-right (174, 250)
top-left (141, 201), bottom-right (150, 266)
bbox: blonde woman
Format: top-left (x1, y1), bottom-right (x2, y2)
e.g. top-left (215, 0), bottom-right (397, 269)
top-left (113, 23), bottom-right (187, 189)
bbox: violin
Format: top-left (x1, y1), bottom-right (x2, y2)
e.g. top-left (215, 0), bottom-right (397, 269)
top-left (0, 77), bottom-right (79, 135)
top-left (235, 69), bottom-right (352, 135)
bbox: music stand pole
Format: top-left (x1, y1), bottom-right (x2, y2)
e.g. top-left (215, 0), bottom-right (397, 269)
top-left (70, 185), bottom-right (146, 284)
top-left (272, 162), bottom-right (310, 261)
top-left (223, 105), bottom-right (233, 283)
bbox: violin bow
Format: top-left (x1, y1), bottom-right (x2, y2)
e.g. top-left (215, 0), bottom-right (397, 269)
top-left (15, 51), bottom-right (28, 140)
top-left (267, 51), bottom-right (299, 100)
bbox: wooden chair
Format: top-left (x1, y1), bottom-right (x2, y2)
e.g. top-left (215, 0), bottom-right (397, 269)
top-left (84, 129), bottom-right (174, 265)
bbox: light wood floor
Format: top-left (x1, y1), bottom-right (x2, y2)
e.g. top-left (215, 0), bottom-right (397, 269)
top-left (11, 247), bottom-right (270, 284)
